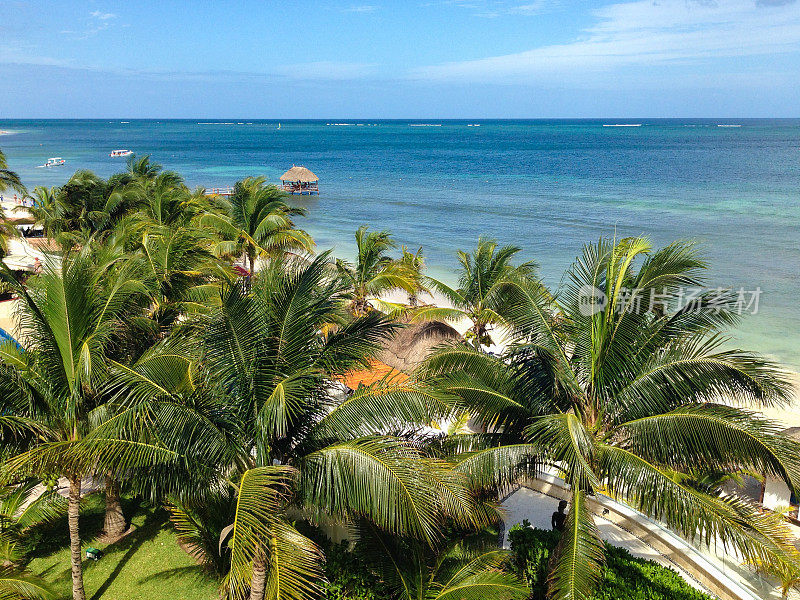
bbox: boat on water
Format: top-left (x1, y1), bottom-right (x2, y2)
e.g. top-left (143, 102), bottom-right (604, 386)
top-left (109, 149), bottom-right (133, 157)
top-left (40, 157), bottom-right (65, 168)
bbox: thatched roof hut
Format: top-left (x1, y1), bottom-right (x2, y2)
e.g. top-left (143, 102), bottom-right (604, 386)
top-left (280, 166), bottom-right (318, 183)
top-left (379, 319), bottom-right (462, 373)
top-left (280, 166), bottom-right (319, 195)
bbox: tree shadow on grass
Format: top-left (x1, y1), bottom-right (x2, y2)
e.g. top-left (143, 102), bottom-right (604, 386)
top-left (28, 495), bottom-right (141, 560)
top-left (138, 564), bottom-right (218, 587)
top-left (87, 508), bottom-right (165, 600)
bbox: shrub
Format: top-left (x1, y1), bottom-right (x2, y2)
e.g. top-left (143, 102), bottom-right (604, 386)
top-left (321, 538), bottom-right (390, 600)
top-left (508, 521), bottom-right (713, 600)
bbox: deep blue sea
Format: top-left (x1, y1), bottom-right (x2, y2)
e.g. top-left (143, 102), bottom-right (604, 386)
top-left (1, 119), bottom-right (799, 369)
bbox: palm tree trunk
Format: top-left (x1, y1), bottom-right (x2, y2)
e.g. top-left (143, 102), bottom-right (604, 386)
top-left (103, 474), bottom-right (126, 540)
top-left (249, 550), bottom-right (267, 600)
top-left (472, 323), bottom-right (484, 350)
top-left (68, 476), bottom-right (86, 600)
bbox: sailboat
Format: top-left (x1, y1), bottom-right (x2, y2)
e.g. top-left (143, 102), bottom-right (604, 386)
top-left (277, 122), bottom-right (281, 130)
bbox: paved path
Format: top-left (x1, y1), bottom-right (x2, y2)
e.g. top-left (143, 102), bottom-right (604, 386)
top-left (499, 474), bottom-right (789, 600)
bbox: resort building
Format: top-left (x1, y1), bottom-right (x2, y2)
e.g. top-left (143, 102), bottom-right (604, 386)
top-left (280, 165), bottom-right (319, 195)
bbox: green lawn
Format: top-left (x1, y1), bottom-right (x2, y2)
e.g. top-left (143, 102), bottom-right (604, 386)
top-left (26, 496), bottom-right (220, 600)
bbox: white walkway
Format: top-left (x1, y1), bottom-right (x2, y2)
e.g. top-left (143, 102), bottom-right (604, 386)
top-left (500, 474), bottom-right (790, 600)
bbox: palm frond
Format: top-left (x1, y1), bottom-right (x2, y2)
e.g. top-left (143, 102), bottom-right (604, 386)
top-left (315, 380), bottom-right (455, 438)
top-left (300, 438), bottom-right (462, 544)
top-left (600, 444), bottom-right (800, 573)
top-left (609, 404), bottom-right (800, 491)
top-left (0, 569), bottom-right (55, 600)
top-left (546, 489), bottom-right (605, 600)
top-left (226, 466), bottom-right (323, 600)
top-left (434, 550), bottom-right (529, 600)
top-left (524, 415), bottom-right (600, 491)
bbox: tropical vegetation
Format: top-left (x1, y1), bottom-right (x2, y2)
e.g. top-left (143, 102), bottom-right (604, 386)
top-left (508, 523), bottom-right (712, 600)
top-left (0, 150), bottom-right (798, 600)
top-left (415, 237), bottom-right (538, 348)
top-left (422, 237), bottom-right (800, 599)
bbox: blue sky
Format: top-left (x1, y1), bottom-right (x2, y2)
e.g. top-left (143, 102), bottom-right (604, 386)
top-left (1, 0), bottom-right (798, 117)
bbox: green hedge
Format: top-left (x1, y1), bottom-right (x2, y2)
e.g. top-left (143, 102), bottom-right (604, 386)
top-left (509, 521), bottom-right (714, 600)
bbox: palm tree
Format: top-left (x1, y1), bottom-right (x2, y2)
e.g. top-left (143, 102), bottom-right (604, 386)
top-left (200, 176), bottom-right (313, 274)
top-left (0, 150), bottom-right (25, 258)
top-left (358, 525), bottom-right (529, 600)
top-left (124, 154), bottom-right (181, 188)
top-left (24, 187), bottom-right (61, 240)
top-left (29, 171), bottom-right (137, 248)
top-left (335, 226), bottom-right (420, 317)
top-left (414, 237), bottom-right (538, 349)
top-left (0, 149), bottom-right (24, 195)
top-left (399, 246), bottom-right (428, 307)
top-left (0, 246), bottom-right (148, 600)
top-left (115, 223), bottom-right (223, 330)
top-left (122, 174), bottom-right (200, 230)
top-left (423, 236), bottom-right (800, 600)
top-left (91, 253), bottom-right (487, 600)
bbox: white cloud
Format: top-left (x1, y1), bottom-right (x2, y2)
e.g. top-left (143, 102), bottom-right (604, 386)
top-left (411, 0), bottom-right (800, 81)
top-left (510, 2), bottom-right (550, 15)
top-left (90, 10), bottom-right (117, 20)
top-left (58, 10), bottom-right (119, 39)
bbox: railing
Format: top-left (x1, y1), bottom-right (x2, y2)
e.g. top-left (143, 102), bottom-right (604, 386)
top-left (204, 187), bottom-right (234, 196)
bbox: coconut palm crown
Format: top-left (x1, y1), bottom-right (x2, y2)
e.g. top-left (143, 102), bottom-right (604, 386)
top-left (415, 237), bottom-right (538, 349)
top-left (423, 236), bottom-right (800, 600)
top-left (201, 176), bottom-right (313, 274)
top-left (335, 226), bottom-right (421, 317)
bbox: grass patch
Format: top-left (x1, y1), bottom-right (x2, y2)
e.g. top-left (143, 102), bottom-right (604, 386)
top-left (26, 495), bottom-right (220, 600)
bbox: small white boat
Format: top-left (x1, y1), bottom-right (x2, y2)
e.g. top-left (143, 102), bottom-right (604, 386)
top-left (109, 149), bottom-right (133, 157)
top-left (41, 157), bottom-right (66, 167)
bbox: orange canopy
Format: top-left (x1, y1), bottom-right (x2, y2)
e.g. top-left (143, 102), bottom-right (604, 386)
top-left (336, 359), bottom-right (409, 389)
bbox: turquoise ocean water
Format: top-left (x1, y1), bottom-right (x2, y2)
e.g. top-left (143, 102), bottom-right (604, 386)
top-left (1, 119), bottom-right (798, 369)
